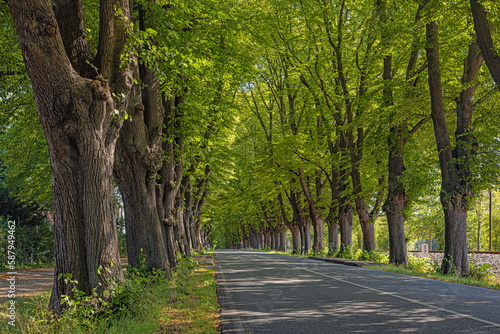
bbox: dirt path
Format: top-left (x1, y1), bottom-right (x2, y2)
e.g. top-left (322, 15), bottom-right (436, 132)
top-left (0, 256), bottom-right (215, 306)
top-left (0, 267), bottom-right (54, 303)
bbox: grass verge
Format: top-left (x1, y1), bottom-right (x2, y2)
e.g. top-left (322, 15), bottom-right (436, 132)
top-left (0, 257), bottom-right (220, 334)
top-left (253, 247), bottom-right (500, 290)
top-left (366, 264), bottom-right (500, 290)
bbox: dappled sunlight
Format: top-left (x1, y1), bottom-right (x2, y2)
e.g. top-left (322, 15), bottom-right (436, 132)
top-left (217, 250), bottom-right (500, 333)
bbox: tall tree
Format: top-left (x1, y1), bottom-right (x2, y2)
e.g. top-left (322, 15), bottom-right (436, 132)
top-left (380, 0), bottom-right (429, 266)
top-left (6, 0), bottom-right (137, 311)
top-left (425, 19), bottom-right (483, 276)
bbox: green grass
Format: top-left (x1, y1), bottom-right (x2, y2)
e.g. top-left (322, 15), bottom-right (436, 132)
top-left (0, 258), bottom-right (220, 334)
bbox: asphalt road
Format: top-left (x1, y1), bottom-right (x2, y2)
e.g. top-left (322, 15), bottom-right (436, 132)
top-left (215, 249), bottom-right (500, 334)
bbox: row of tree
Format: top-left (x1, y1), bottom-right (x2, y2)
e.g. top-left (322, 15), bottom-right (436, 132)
top-left (1, 0), bottom-right (250, 312)
top-left (3, 0), bottom-right (500, 312)
top-left (206, 0), bottom-right (500, 277)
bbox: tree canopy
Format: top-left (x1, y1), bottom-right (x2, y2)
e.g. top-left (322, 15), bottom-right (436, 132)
top-left (2, 0), bottom-right (500, 312)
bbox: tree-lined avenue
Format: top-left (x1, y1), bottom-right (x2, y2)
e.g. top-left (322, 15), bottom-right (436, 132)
top-left (216, 250), bottom-right (500, 333)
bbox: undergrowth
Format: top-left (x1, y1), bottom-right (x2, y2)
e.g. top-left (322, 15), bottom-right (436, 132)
top-left (0, 254), bottom-right (219, 334)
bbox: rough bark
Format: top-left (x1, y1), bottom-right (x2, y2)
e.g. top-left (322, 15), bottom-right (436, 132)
top-left (426, 22), bottom-right (483, 276)
top-left (7, 0), bottom-right (134, 311)
top-left (156, 90), bottom-right (186, 266)
top-left (381, 45), bottom-right (408, 266)
top-left (339, 200), bottom-right (353, 248)
top-left (384, 125), bottom-right (409, 266)
top-left (114, 64), bottom-right (169, 271)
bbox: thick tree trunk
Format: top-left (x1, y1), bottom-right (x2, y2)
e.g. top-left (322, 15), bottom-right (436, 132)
top-left (174, 204), bottom-right (189, 256)
top-left (299, 168), bottom-right (324, 253)
top-left (327, 223), bottom-right (339, 254)
top-left (196, 225), bottom-right (204, 250)
top-left (339, 202), bottom-right (353, 248)
top-left (288, 190), bottom-right (311, 254)
top-left (359, 211), bottom-right (376, 251)
top-left (115, 167), bottom-right (169, 270)
top-left (426, 22), bottom-right (482, 276)
top-left (278, 225), bottom-right (287, 252)
top-left (290, 226), bottom-right (300, 253)
top-left (164, 224), bottom-right (178, 267)
top-left (114, 64), bottom-right (169, 270)
top-left (352, 155), bottom-right (376, 250)
top-left (384, 127), bottom-right (409, 266)
top-left (156, 91), bottom-right (186, 266)
top-left (7, 0), bottom-right (133, 312)
top-left (441, 200), bottom-right (469, 274)
top-left (387, 210), bottom-right (408, 266)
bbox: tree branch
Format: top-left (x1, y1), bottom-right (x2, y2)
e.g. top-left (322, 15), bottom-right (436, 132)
top-left (470, 0), bottom-right (500, 88)
top-left (54, 0), bottom-right (93, 76)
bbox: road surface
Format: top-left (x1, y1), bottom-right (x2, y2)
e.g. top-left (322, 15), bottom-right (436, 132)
top-left (216, 250), bottom-right (500, 333)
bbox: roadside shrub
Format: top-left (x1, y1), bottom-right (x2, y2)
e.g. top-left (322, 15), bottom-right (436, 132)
top-left (408, 254), bottom-right (433, 273)
top-left (469, 260), bottom-right (496, 284)
top-left (354, 249), bottom-right (389, 264)
top-left (334, 245), bottom-right (354, 259)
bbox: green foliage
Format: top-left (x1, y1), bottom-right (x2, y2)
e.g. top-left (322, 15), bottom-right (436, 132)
top-left (1, 255), bottom-right (221, 334)
top-left (468, 258), bottom-right (497, 284)
top-left (354, 249), bottom-right (389, 264)
top-left (334, 245), bottom-right (354, 259)
top-left (407, 255), bottom-right (433, 273)
top-left (0, 178), bottom-right (54, 269)
top-left (46, 253), bottom-right (171, 333)
top-left (0, 3), bottom-right (52, 209)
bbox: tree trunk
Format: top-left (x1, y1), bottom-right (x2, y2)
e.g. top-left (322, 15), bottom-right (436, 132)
top-left (351, 139), bottom-right (377, 251)
top-left (115, 166), bottom-right (169, 270)
top-left (426, 22), bottom-right (483, 276)
top-left (156, 90), bottom-right (186, 267)
top-left (7, 0), bottom-right (135, 312)
top-left (338, 133), bottom-right (353, 248)
top-left (382, 52), bottom-right (409, 265)
top-left (302, 220), bottom-right (311, 254)
top-left (299, 168), bottom-right (324, 253)
top-left (279, 226), bottom-right (287, 252)
top-left (114, 64), bottom-right (169, 270)
top-left (278, 193), bottom-right (300, 253)
top-left (327, 223), bottom-right (339, 254)
top-left (384, 127), bottom-right (409, 266)
top-left (441, 201), bottom-right (469, 274)
top-left (174, 204), bottom-right (188, 256)
top-left (290, 226), bottom-right (300, 254)
top-left (385, 199), bottom-right (408, 266)
top-left (339, 201), bottom-right (353, 248)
